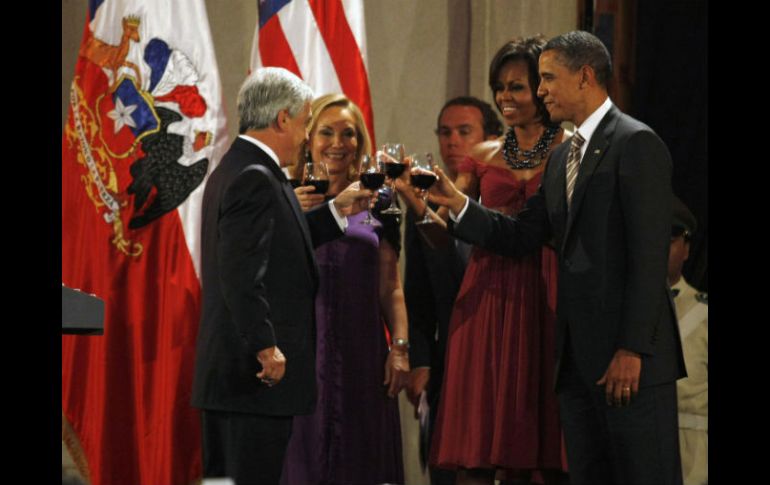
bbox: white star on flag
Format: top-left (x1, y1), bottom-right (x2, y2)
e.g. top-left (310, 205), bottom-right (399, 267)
top-left (107, 98), bottom-right (138, 133)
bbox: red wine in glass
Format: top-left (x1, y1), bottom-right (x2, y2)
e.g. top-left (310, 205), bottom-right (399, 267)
top-left (360, 172), bottom-right (386, 190)
top-left (304, 179), bottom-right (329, 194)
top-left (385, 162), bottom-right (406, 179)
top-left (410, 172), bottom-right (437, 190)
top-left (410, 153), bottom-right (437, 225)
top-left (359, 154), bottom-right (384, 225)
top-left (380, 143), bottom-right (405, 215)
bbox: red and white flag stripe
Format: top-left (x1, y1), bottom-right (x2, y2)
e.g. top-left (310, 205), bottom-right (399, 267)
top-left (251, 0), bottom-right (375, 144)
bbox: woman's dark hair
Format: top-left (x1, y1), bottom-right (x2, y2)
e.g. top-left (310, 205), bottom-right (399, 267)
top-left (487, 35), bottom-right (556, 127)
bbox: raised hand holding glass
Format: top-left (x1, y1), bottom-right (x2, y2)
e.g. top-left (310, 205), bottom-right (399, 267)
top-left (379, 143), bottom-right (405, 215)
top-left (409, 153), bottom-right (437, 225)
top-left (303, 159), bottom-right (330, 195)
top-left (359, 154), bottom-right (385, 225)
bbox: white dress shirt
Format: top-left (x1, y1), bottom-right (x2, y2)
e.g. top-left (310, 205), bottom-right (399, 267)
top-left (238, 135), bottom-right (347, 231)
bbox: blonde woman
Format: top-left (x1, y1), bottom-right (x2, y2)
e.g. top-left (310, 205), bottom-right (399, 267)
top-left (282, 94), bottom-right (408, 485)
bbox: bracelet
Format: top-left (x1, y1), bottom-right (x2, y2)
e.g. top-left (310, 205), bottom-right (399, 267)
top-left (390, 338), bottom-right (410, 351)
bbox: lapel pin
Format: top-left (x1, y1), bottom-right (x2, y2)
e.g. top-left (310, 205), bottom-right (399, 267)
top-left (594, 149), bottom-right (601, 154)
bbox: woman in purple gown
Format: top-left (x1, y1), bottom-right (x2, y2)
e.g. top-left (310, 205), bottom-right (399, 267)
top-left (282, 93), bottom-right (409, 485)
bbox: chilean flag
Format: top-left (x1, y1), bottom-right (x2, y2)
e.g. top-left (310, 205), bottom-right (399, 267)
top-left (61, 1), bottom-right (227, 484)
top-left (252, 0), bottom-right (376, 145)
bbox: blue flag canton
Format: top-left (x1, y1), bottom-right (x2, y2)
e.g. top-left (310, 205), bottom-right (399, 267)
top-left (113, 79), bottom-right (158, 137)
top-left (89, 0), bottom-right (106, 21)
top-left (259, 0), bottom-right (292, 27)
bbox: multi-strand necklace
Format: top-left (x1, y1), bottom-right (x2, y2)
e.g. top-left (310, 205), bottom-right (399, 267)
top-left (502, 125), bottom-right (560, 169)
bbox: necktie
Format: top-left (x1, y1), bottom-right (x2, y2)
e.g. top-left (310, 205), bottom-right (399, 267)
top-left (565, 132), bottom-right (585, 209)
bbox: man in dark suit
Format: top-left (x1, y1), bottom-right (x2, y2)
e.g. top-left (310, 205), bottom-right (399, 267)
top-left (402, 96), bottom-right (501, 485)
top-left (428, 31), bottom-right (685, 485)
top-left (191, 67), bottom-right (370, 485)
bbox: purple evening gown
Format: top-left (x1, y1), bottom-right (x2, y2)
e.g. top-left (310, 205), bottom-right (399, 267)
top-left (281, 190), bottom-right (405, 485)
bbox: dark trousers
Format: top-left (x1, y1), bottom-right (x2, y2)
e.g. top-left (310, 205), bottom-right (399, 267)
top-left (557, 344), bottom-right (682, 485)
top-left (427, 371), bottom-right (456, 485)
top-left (201, 409), bottom-right (293, 485)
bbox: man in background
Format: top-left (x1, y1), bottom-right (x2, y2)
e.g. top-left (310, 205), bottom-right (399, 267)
top-left (403, 96), bottom-right (502, 485)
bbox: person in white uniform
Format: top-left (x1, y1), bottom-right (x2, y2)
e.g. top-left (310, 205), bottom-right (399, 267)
top-left (667, 196), bottom-right (707, 485)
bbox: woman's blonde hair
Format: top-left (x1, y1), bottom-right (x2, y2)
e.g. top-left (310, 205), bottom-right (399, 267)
top-left (293, 93), bottom-right (372, 182)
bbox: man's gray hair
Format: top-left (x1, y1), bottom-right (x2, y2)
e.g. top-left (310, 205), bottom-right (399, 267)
top-left (237, 67), bottom-right (315, 133)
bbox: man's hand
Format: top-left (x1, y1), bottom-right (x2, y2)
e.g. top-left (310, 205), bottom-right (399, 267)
top-left (331, 181), bottom-right (373, 216)
top-left (394, 178), bottom-right (426, 215)
top-left (596, 349), bottom-right (641, 407)
top-left (256, 345), bottom-right (286, 387)
top-left (426, 165), bottom-right (467, 215)
top-left (383, 348), bottom-right (410, 398)
top-left (406, 367), bottom-right (430, 417)
top-left (294, 185), bottom-right (326, 211)
top-left (406, 367), bottom-right (430, 406)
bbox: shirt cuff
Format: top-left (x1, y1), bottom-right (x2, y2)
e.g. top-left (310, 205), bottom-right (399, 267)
top-left (328, 199), bottom-right (348, 232)
top-left (448, 195), bottom-right (470, 223)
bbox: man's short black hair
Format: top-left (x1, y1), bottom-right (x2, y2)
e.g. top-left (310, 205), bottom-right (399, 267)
top-left (543, 30), bottom-right (613, 89)
top-left (436, 96), bottom-right (503, 138)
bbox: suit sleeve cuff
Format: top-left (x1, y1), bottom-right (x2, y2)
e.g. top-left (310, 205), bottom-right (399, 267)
top-left (241, 325), bottom-right (277, 354)
top-left (448, 195), bottom-right (470, 222)
top-left (328, 199), bottom-right (348, 232)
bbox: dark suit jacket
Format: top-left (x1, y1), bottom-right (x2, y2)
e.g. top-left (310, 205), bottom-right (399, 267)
top-left (192, 137), bottom-right (342, 416)
top-left (404, 208), bottom-right (467, 398)
top-left (453, 105), bottom-right (686, 390)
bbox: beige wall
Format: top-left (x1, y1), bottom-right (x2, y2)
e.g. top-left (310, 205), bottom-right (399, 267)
top-left (61, 0), bottom-right (86, 131)
top-left (61, 2), bottom-right (576, 484)
top-left (365, 0), bottom-right (469, 157)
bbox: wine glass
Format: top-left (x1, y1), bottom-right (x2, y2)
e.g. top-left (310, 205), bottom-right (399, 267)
top-left (303, 160), bottom-right (329, 195)
top-left (379, 143), bottom-right (405, 215)
top-left (288, 145), bottom-right (308, 188)
top-left (358, 154), bottom-right (385, 225)
top-left (409, 153), bottom-right (437, 225)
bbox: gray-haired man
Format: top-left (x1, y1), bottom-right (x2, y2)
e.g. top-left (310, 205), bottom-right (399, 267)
top-left (191, 67), bottom-right (370, 484)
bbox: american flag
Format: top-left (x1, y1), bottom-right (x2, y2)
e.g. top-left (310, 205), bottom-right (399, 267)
top-left (251, 0), bottom-right (376, 144)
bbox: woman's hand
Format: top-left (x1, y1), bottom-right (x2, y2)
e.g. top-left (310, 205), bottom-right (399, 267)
top-left (383, 347), bottom-right (410, 398)
top-left (331, 181), bottom-right (373, 216)
top-left (294, 185), bottom-right (326, 211)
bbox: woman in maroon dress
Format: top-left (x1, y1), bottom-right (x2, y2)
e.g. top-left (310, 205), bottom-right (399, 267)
top-left (429, 36), bottom-right (569, 485)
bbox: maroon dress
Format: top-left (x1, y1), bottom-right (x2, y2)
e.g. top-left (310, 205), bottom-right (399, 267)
top-left (430, 157), bottom-right (565, 479)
